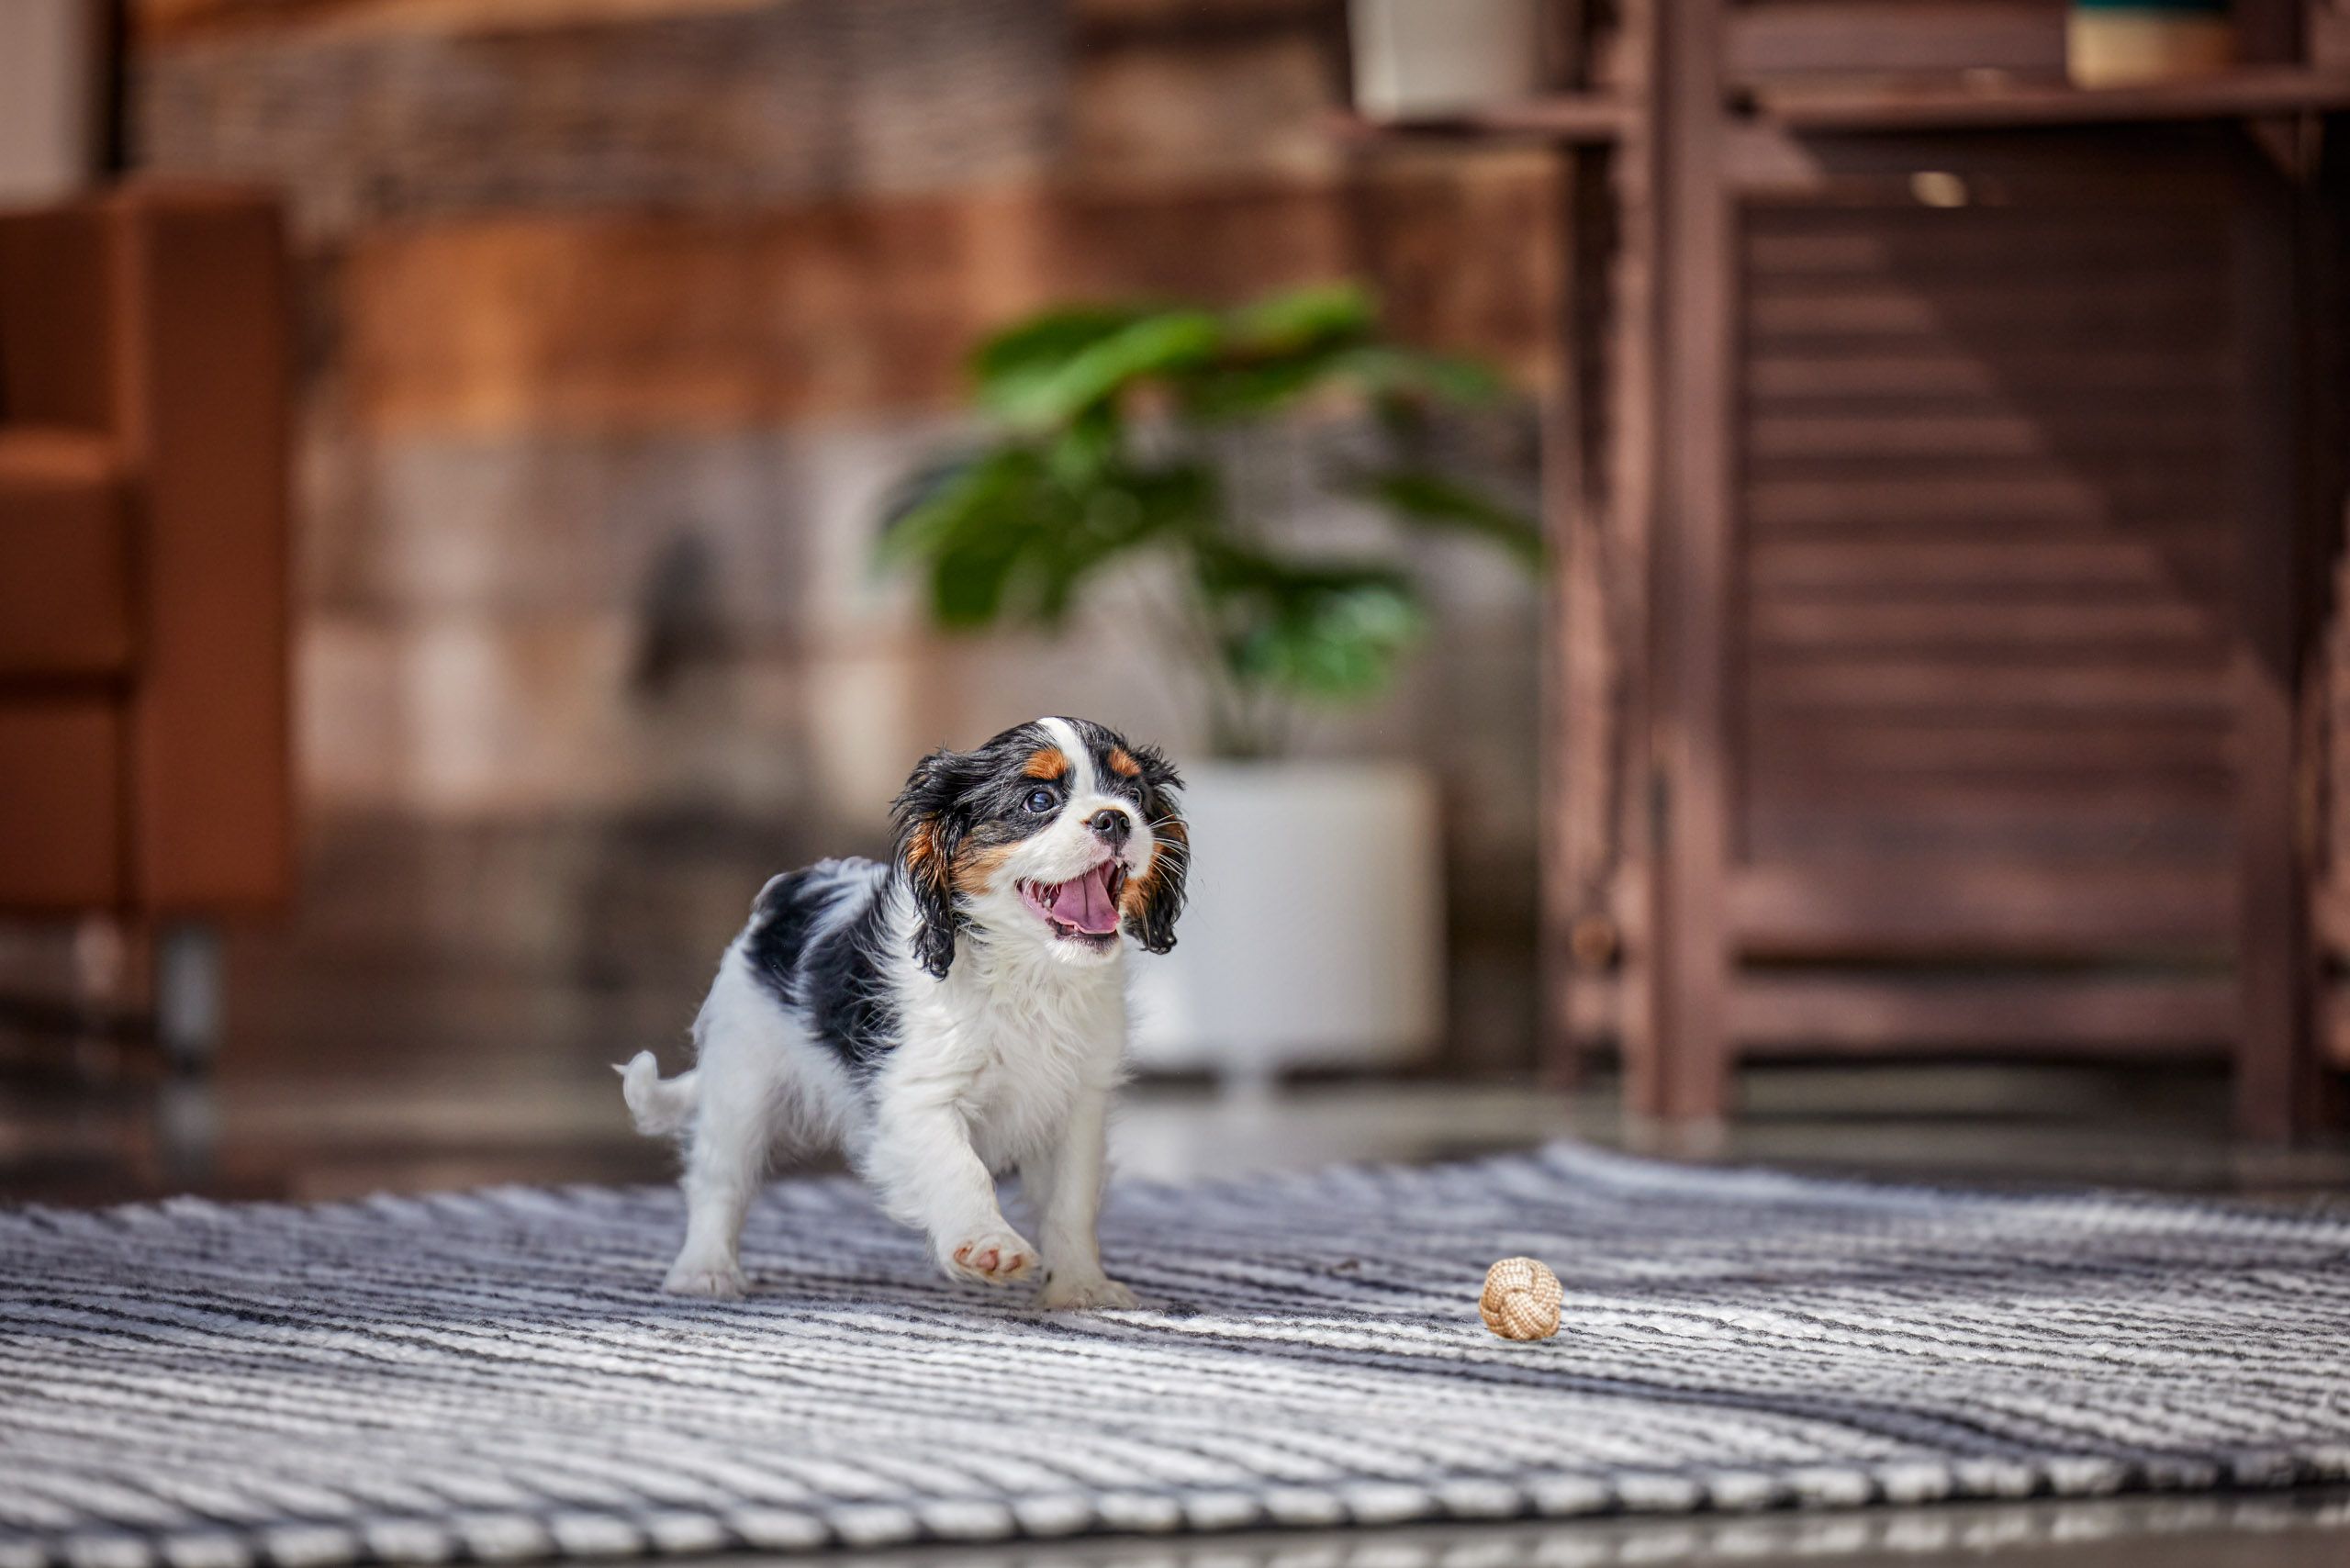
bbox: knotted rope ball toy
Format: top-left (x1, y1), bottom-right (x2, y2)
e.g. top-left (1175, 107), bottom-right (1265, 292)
top-left (1480, 1257), bottom-right (1563, 1341)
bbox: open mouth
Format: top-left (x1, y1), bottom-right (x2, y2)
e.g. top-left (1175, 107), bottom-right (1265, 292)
top-left (1017, 862), bottom-right (1127, 943)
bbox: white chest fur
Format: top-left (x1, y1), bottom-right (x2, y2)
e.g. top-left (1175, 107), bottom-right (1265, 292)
top-left (880, 938), bottom-right (1129, 1172)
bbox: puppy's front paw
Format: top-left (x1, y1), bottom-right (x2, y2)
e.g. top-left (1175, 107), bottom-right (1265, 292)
top-left (663, 1258), bottom-right (748, 1299)
top-left (943, 1229), bottom-right (1037, 1285)
top-left (1038, 1273), bottom-right (1138, 1311)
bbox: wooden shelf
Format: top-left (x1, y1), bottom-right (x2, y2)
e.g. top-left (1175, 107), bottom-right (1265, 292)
top-left (1337, 68), bottom-right (2350, 148)
top-left (1747, 65), bottom-right (2350, 133)
top-left (1333, 95), bottom-right (1627, 146)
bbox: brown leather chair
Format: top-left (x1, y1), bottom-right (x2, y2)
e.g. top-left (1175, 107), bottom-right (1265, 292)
top-left (0, 182), bottom-right (294, 1062)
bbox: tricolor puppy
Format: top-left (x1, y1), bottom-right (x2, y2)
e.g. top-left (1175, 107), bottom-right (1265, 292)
top-left (620, 716), bottom-right (1187, 1308)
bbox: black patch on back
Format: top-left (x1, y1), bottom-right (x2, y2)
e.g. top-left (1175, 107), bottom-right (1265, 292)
top-left (745, 868), bottom-right (827, 989)
top-left (745, 858), bottom-right (901, 1075)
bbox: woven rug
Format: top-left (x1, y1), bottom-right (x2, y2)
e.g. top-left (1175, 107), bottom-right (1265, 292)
top-left (5, 1143), bottom-right (2349, 1567)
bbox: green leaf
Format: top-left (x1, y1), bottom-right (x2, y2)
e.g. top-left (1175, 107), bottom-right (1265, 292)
top-left (872, 450), bottom-right (977, 557)
top-left (876, 446), bottom-right (1045, 566)
top-left (1225, 282), bottom-right (1377, 354)
top-left (1331, 344), bottom-right (1505, 406)
top-left (1175, 285), bottom-right (1380, 420)
top-left (968, 308), bottom-right (1149, 389)
top-left (1195, 545), bottom-right (1428, 704)
top-left (1236, 578), bottom-right (1427, 701)
top-left (978, 310), bottom-right (1223, 429)
top-left (877, 439), bottom-right (1217, 633)
top-left (1355, 468), bottom-right (1544, 572)
top-left (928, 527), bottom-right (1031, 626)
top-left (1177, 340), bottom-right (1362, 420)
top-left (1117, 460), bottom-right (1222, 542)
top-left (1180, 337), bottom-right (1505, 423)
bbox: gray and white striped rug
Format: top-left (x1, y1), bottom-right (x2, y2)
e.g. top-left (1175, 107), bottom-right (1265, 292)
top-left (5, 1142), bottom-right (2349, 1567)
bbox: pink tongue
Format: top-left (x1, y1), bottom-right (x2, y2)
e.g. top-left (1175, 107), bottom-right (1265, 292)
top-left (1058, 866), bottom-right (1119, 934)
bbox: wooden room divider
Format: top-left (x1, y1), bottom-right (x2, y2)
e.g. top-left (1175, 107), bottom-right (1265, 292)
top-left (1349, 0), bottom-right (2350, 1135)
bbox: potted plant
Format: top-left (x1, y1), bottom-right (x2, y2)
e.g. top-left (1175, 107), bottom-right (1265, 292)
top-left (878, 282), bottom-right (1538, 1081)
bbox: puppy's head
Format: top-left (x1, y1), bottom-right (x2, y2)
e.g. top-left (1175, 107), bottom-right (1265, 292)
top-left (890, 716), bottom-right (1187, 979)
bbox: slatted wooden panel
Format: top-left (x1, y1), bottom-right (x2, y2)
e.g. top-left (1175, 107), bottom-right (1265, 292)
top-left (1734, 196), bottom-right (2242, 969)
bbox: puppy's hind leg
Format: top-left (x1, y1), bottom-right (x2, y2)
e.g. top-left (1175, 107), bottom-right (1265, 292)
top-left (666, 1092), bottom-right (765, 1298)
top-left (662, 960), bottom-right (780, 1298)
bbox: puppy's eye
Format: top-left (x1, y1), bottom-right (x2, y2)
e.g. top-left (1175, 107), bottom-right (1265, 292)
top-left (1023, 788), bottom-right (1058, 813)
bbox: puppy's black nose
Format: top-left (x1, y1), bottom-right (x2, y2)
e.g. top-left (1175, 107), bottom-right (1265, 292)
top-left (1087, 808), bottom-right (1132, 846)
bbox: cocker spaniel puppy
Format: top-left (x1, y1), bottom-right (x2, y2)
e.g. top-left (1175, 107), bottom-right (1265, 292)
top-left (621, 716), bottom-right (1187, 1308)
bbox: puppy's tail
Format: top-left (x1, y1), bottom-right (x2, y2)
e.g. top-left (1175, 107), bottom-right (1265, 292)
top-left (616, 1050), bottom-right (699, 1137)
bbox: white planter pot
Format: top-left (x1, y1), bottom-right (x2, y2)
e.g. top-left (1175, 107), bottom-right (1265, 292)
top-left (1129, 760), bottom-right (1443, 1079)
top-left (1349, 0), bottom-right (1546, 120)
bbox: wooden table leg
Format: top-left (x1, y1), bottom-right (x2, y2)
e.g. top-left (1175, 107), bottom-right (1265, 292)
top-left (1641, 0), bottom-right (1737, 1125)
top-left (2232, 144), bottom-right (2313, 1140)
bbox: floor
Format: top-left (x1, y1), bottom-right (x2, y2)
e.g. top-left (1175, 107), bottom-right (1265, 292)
top-left (6, 839), bottom-right (2350, 1566)
top-left (11, 1025), bottom-right (2350, 1210)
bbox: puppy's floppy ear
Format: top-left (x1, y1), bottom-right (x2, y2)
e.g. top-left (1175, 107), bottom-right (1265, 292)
top-left (1125, 745), bottom-right (1188, 955)
top-left (892, 747), bottom-right (980, 979)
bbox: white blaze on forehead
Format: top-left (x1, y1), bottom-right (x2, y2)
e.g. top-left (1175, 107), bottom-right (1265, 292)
top-left (1038, 716), bottom-right (1096, 798)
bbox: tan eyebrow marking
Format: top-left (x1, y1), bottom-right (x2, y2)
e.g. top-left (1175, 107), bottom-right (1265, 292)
top-left (1024, 747), bottom-right (1069, 780)
top-left (1106, 746), bottom-right (1142, 778)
